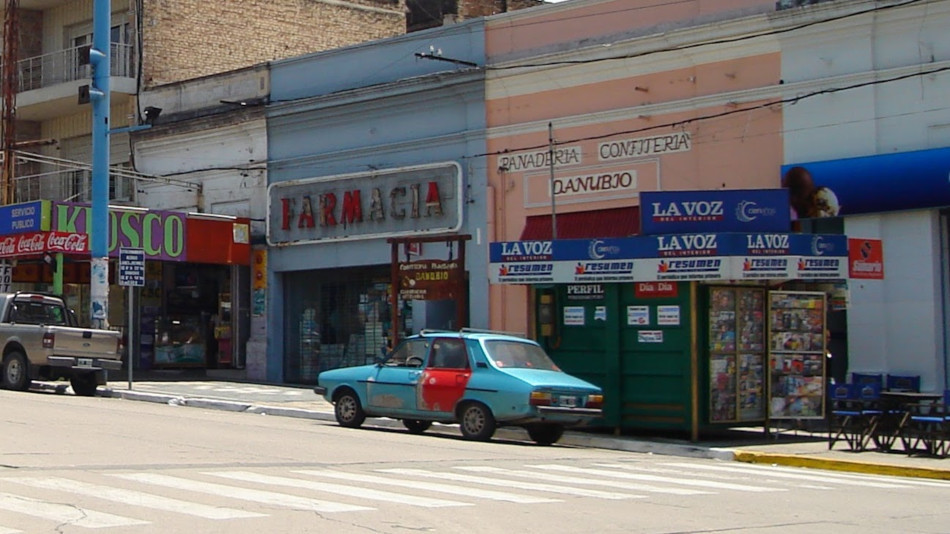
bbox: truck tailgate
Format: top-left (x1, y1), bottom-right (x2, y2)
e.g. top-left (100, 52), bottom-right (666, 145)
top-left (50, 326), bottom-right (121, 359)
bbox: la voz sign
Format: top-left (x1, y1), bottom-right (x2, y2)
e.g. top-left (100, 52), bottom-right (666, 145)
top-left (640, 189), bottom-right (790, 235)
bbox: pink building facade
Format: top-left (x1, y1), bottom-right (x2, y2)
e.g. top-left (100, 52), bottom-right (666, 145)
top-left (485, 0), bottom-right (784, 336)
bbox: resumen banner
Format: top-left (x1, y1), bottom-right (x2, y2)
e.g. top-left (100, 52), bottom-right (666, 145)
top-left (489, 233), bottom-right (848, 284)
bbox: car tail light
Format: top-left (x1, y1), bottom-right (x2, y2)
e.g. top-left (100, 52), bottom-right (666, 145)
top-left (585, 394), bottom-right (604, 409)
top-left (529, 391), bottom-right (552, 406)
top-left (42, 332), bottom-right (55, 349)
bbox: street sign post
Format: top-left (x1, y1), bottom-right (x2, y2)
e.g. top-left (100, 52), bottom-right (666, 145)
top-left (119, 248), bottom-right (145, 390)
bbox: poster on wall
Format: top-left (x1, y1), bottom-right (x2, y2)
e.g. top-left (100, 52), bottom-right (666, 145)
top-left (708, 287), bottom-right (766, 423)
top-left (768, 291), bottom-right (826, 420)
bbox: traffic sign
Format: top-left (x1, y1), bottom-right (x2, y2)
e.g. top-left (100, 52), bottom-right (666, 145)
top-left (118, 247), bottom-right (145, 287)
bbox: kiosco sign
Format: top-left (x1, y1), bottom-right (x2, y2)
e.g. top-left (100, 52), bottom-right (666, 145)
top-left (52, 204), bottom-right (186, 261)
top-left (640, 189), bottom-right (790, 235)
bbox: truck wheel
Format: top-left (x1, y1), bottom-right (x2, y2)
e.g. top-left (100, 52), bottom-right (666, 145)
top-left (1, 351), bottom-right (31, 391)
top-left (70, 373), bottom-right (99, 397)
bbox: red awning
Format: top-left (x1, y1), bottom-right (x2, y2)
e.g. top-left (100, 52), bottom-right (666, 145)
top-left (519, 206), bottom-right (640, 240)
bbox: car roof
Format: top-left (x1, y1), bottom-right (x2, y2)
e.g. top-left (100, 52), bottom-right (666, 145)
top-left (411, 329), bottom-right (534, 344)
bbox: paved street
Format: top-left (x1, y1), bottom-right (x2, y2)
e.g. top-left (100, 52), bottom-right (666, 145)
top-left (4, 388), bottom-right (950, 533)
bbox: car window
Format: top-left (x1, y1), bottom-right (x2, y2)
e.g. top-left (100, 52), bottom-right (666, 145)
top-left (483, 340), bottom-right (560, 371)
top-left (428, 338), bottom-right (469, 369)
top-left (10, 301), bottom-right (66, 325)
top-left (387, 339), bottom-right (429, 367)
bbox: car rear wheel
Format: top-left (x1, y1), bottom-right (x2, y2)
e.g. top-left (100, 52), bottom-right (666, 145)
top-left (526, 423), bottom-right (564, 446)
top-left (1, 351), bottom-right (30, 391)
top-left (334, 390), bottom-right (366, 428)
top-left (403, 419), bottom-right (432, 434)
top-left (70, 373), bottom-right (99, 397)
top-left (459, 402), bottom-right (496, 441)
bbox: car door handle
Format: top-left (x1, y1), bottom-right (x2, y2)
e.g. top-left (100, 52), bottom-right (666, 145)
top-left (409, 371), bottom-right (422, 380)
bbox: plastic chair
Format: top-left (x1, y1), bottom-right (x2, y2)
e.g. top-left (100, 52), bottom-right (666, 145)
top-left (886, 374), bottom-right (921, 393)
top-left (851, 373), bottom-right (884, 389)
top-left (902, 390), bottom-right (950, 457)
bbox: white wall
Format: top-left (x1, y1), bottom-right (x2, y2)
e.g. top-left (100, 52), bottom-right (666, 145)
top-left (845, 211), bottom-right (945, 390)
top-left (781, 1), bottom-right (950, 388)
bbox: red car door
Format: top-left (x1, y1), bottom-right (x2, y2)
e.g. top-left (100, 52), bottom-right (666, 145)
top-left (417, 338), bottom-right (471, 415)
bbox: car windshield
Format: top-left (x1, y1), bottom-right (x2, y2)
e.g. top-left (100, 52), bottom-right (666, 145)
top-left (483, 340), bottom-right (560, 371)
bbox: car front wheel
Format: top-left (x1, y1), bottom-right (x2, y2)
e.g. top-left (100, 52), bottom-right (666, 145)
top-left (526, 423), bottom-right (564, 446)
top-left (459, 402), bottom-right (496, 441)
top-left (334, 390), bottom-right (366, 428)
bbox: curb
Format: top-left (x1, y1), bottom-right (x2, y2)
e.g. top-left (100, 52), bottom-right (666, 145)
top-left (733, 450), bottom-right (950, 480)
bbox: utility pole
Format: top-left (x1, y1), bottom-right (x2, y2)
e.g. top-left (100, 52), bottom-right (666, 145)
top-left (89, 0), bottom-right (111, 328)
top-left (1, 0), bottom-right (19, 205)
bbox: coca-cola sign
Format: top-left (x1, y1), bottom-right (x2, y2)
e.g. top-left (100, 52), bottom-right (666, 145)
top-left (0, 232), bottom-right (89, 258)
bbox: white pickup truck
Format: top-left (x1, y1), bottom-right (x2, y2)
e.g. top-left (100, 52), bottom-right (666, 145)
top-left (0, 292), bottom-right (122, 396)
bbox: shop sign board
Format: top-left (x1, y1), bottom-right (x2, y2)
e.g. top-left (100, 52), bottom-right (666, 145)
top-left (782, 147), bottom-right (950, 217)
top-left (267, 162), bottom-right (462, 245)
top-left (566, 284), bottom-right (605, 300)
top-left (0, 231), bottom-right (89, 258)
top-left (640, 189), bottom-right (790, 235)
top-left (118, 248), bottom-right (146, 287)
top-left (635, 281), bottom-right (678, 298)
top-left (398, 259), bottom-right (459, 301)
top-left (51, 203), bottom-right (186, 261)
top-left (488, 233), bottom-right (848, 284)
top-left (0, 200), bottom-right (50, 234)
top-left (848, 238), bottom-right (884, 280)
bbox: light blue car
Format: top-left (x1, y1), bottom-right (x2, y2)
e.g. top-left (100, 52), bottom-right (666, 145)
top-left (314, 329), bottom-right (604, 445)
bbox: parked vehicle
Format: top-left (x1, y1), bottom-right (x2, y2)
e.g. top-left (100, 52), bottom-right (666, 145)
top-left (314, 329), bottom-right (603, 445)
top-left (0, 292), bottom-right (122, 396)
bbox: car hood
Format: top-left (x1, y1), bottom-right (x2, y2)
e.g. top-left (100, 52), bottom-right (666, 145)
top-left (499, 368), bottom-right (601, 391)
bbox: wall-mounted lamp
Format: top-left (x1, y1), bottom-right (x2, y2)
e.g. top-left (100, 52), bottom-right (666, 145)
top-left (144, 106), bottom-right (162, 125)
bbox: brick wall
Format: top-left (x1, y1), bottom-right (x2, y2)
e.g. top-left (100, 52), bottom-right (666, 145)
top-left (457, 0), bottom-right (542, 20)
top-left (141, 0), bottom-right (406, 86)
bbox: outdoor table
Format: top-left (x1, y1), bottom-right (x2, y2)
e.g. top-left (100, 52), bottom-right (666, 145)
top-left (874, 391), bottom-right (943, 452)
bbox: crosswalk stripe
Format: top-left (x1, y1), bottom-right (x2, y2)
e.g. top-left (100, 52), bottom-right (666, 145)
top-left (659, 463), bottom-right (913, 489)
top-left (380, 468), bottom-right (640, 500)
top-left (111, 473), bottom-right (371, 513)
top-left (0, 492), bottom-right (148, 528)
top-left (0, 526), bottom-right (21, 534)
top-left (530, 465), bottom-right (785, 492)
top-left (210, 471), bottom-right (471, 508)
top-left (454, 466), bottom-right (709, 495)
top-left (6, 477), bottom-right (264, 519)
top-left (295, 470), bottom-right (558, 503)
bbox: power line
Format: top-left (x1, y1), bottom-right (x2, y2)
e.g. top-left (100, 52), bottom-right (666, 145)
top-left (469, 64), bottom-right (950, 159)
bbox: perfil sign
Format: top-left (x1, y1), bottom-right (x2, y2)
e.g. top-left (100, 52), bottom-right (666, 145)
top-left (267, 162), bottom-right (462, 245)
top-left (640, 189), bottom-right (790, 235)
top-left (52, 203), bottom-right (187, 261)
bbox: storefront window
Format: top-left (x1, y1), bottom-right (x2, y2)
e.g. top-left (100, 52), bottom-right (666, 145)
top-left (284, 266), bottom-right (391, 384)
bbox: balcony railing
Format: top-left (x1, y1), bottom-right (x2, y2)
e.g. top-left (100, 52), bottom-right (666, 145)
top-left (15, 43), bottom-right (134, 93)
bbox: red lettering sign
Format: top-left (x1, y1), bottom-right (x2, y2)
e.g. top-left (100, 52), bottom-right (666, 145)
top-left (635, 281), bottom-right (679, 298)
top-left (848, 238), bottom-right (884, 280)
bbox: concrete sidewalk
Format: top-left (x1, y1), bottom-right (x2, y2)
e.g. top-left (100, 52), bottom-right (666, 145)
top-left (88, 377), bottom-right (950, 481)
